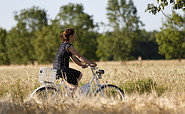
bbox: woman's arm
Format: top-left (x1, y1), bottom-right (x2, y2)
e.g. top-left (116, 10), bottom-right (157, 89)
top-left (70, 55), bottom-right (84, 67)
top-left (68, 45), bottom-right (96, 66)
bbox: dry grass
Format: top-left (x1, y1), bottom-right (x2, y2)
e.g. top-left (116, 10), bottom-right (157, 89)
top-left (0, 60), bottom-right (185, 114)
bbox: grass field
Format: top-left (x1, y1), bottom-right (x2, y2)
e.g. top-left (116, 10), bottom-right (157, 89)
top-left (0, 60), bottom-right (185, 114)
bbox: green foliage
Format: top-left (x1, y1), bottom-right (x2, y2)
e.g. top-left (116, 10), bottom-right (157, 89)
top-left (156, 12), bottom-right (185, 60)
top-left (55, 3), bottom-right (98, 60)
top-left (0, 82), bottom-right (9, 97)
top-left (0, 28), bottom-right (10, 65)
top-left (6, 26), bottom-right (32, 64)
top-left (1, 2), bottom-right (180, 65)
top-left (96, 33), bottom-right (114, 60)
top-left (56, 3), bottom-right (94, 30)
top-left (9, 79), bottom-right (26, 102)
top-left (1, 4), bottom-right (99, 64)
top-left (156, 29), bottom-right (185, 60)
top-left (14, 6), bottom-right (48, 32)
top-left (122, 78), bottom-right (167, 96)
top-left (5, 7), bottom-right (48, 64)
top-left (97, 0), bottom-right (143, 60)
top-left (34, 25), bottom-right (61, 64)
top-left (132, 30), bottom-right (164, 59)
top-left (146, 0), bottom-right (185, 15)
top-left (107, 0), bottom-right (143, 31)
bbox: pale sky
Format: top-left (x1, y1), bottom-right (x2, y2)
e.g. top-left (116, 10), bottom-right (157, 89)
top-left (0, 0), bottom-right (183, 32)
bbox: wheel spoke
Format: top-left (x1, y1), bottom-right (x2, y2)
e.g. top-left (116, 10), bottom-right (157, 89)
top-left (32, 87), bottom-right (62, 103)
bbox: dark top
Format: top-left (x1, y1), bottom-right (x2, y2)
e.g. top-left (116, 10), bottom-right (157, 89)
top-left (53, 42), bottom-right (73, 71)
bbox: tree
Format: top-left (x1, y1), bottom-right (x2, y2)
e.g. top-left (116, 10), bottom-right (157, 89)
top-left (0, 27), bottom-right (9, 65)
top-left (6, 6), bottom-right (48, 64)
top-left (34, 21), bottom-right (61, 63)
top-left (96, 32), bottom-right (115, 61)
top-left (14, 6), bottom-right (48, 32)
top-left (132, 30), bottom-right (164, 59)
top-left (6, 24), bottom-right (31, 64)
top-left (55, 3), bottom-right (98, 60)
top-left (97, 0), bottom-right (143, 60)
top-left (146, 0), bottom-right (185, 15)
top-left (156, 11), bottom-right (185, 61)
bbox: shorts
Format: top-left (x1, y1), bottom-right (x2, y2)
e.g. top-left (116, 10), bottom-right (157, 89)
top-left (57, 68), bottom-right (81, 85)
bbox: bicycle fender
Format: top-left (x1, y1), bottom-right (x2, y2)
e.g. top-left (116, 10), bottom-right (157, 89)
top-left (29, 85), bottom-right (57, 100)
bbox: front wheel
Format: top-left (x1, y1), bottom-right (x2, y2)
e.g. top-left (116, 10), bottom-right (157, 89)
top-left (95, 84), bottom-right (124, 101)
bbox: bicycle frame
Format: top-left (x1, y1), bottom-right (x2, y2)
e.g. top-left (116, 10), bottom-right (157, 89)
top-left (79, 66), bottom-right (103, 96)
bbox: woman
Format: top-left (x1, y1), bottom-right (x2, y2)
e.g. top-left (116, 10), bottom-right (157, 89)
top-left (53, 28), bottom-right (97, 89)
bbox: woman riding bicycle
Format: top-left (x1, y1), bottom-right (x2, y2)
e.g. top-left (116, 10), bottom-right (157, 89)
top-left (53, 28), bottom-right (97, 90)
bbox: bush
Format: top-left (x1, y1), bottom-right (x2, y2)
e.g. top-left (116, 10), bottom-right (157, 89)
top-left (0, 82), bottom-right (9, 97)
top-left (121, 78), bottom-right (166, 96)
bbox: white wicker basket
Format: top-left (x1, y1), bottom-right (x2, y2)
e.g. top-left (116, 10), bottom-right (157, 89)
top-left (38, 67), bottom-right (57, 83)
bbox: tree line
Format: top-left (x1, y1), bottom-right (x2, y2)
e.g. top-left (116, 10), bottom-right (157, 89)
top-left (0, 0), bottom-right (184, 65)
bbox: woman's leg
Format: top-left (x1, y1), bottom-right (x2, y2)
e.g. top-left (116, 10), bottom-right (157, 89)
top-left (65, 68), bottom-right (82, 89)
top-left (73, 73), bottom-right (82, 89)
top-left (77, 73), bottom-right (83, 83)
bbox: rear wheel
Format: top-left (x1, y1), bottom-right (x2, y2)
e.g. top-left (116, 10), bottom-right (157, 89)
top-left (31, 86), bottom-right (63, 103)
top-left (95, 84), bottom-right (124, 101)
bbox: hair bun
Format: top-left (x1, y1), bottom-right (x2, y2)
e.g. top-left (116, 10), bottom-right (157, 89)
top-left (60, 28), bottom-right (75, 42)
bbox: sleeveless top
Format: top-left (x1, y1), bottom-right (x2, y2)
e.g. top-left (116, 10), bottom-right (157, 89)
top-left (53, 42), bottom-right (73, 71)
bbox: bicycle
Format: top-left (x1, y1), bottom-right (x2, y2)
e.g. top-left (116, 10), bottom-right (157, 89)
top-left (29, 65), bottom-right (124, 102)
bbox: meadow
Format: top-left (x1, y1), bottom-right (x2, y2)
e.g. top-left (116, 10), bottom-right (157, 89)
top-left (0, 60), bottom-right (185, 114)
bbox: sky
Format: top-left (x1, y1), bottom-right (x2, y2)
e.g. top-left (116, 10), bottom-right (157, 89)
top-left (0, 0), bottom-right (183, 32)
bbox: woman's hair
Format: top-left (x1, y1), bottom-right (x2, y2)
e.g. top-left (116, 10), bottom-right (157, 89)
top-left (60, 28), bottom-right (75, 42)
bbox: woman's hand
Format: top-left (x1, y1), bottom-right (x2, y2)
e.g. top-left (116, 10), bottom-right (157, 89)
top-left (81, 65), bottom-right (88, 69)
top-left (90, 63), bottom-right (97, 67)
top-left (81, 63), bottom-right (97, 68)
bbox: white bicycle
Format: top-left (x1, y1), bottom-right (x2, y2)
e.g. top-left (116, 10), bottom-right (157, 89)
top-left (30, 65), bottom-right (124, 102)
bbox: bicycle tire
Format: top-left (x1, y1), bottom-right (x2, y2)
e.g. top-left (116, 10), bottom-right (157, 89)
top-left (95, 84), bottom-right (124, 101)
top-left (31, 86), bottom-right (62, 103)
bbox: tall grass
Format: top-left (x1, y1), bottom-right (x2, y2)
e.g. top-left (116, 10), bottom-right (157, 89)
top-left (0, 60), bottom-right (185, 113)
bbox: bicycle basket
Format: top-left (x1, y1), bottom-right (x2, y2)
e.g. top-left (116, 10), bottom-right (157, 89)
top-left (38, 67), bottom-right (57, 83)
